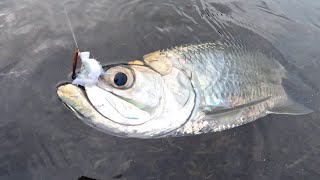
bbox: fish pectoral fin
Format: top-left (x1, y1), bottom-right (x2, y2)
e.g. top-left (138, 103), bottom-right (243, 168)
top-left (203, 96), bottom-right (271, 132)
top-left (267, 97), bottom-right (313, 115)
top-left (205, 96), bottom-right (271, 115)
top-left (206, 108), bottom-right (244, 131)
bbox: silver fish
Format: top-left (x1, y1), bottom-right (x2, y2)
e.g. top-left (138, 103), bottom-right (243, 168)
top-left (56, 43), bottom-right (313, 138)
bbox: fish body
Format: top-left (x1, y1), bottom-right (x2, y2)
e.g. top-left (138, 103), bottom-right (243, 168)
top-left (57, 43), bottom-right (312, 138)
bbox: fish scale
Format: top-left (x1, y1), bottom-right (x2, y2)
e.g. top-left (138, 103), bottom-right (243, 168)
top-left (165, 43), bottom-right (284, 108)
top-left (161, 43), bottom-right (289, 134)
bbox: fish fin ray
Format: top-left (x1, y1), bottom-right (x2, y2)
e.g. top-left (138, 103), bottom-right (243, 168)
top-left (267, 97), bottom-right (313, 115)
top-left (203, 97), bottom-right (271, 132)
top-left (205, 96), bottom-right (271, 115)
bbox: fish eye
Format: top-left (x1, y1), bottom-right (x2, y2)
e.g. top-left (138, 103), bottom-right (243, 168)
top-left (100, 66), bottom-right (135, 89)
top-left (114, 72), bottom-right (127, 86)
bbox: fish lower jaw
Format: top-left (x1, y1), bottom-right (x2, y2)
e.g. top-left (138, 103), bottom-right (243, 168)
top-left (57, 83), bottom-right (91, 119)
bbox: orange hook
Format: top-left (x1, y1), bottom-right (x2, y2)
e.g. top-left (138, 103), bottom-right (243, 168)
top-left (71, 48), bottom-right (80, 79)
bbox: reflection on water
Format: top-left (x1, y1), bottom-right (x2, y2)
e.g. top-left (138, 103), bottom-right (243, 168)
top-left (0, 0), bottom-right (320, 179)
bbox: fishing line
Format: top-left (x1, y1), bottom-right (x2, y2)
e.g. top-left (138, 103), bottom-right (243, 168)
top-left (63, 4), bottom-right (100, 79)
top-left (63, 6), bottom-right (79, 49)
top-left (63, 5), bottom-right (80, 79)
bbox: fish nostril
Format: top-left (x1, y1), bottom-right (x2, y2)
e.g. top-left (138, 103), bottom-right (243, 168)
top-left (77, 85), bottom-right (85, 91)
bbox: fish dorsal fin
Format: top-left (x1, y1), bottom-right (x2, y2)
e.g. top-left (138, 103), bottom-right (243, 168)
top-left (267, 97), bottom-right (313, 115)
top-left (206, 96), bottom-right (271, 115)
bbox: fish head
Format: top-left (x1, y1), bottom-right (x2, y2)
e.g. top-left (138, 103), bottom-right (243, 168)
top-left (57, 53), bottom-right (196, 138)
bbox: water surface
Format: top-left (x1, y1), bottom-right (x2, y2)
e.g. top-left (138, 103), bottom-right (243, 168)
top-left (1, 0), bottom-right (320, 179)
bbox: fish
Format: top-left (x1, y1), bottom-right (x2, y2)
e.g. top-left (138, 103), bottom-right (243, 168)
top-left (56, 43), bottom-right (313, 138)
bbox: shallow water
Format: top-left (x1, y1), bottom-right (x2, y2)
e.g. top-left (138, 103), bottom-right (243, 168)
top-left (1, 0), bottom-right (320, 179)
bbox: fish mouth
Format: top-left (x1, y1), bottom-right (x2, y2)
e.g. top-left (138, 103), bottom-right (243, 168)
top-left (56, 82), bottom-right (91, 119)
top-left (56, 82), bottom-right (130, 137)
